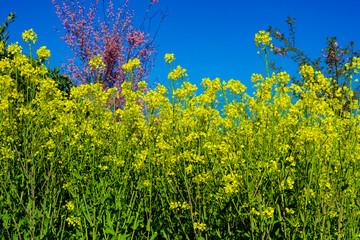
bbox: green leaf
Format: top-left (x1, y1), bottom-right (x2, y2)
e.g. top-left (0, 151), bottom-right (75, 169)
top-left (161, 229), bottom-right (167, 239)
top-left (300, 211), bottom-right (305, 223)
top-left (285, 216), bottom-right (300, 229)
top-left (42, 217), bottom-right (50, 231)
top-left (146, 219), bottom-right (151, 232)
top-left (216, 229), bottom-right (221, 237)
top-left (276, 204), bottom-right (283, 221)
top-left (119, 233), bottom-right (131, 240)
top-left (150, 232), bottom-right (158, 240)
top-left (104, 227), bottom-right (116, 236)
top-left (2, 214), bottom-right (11, 221)
top-left (131, 218), bottom-right (143, 230)
top-left (127, 215), bottom-right (135, 224)
top-left (243, 232), bottom-right (251, 238)
top-left (274, 228), bottom-right (281, 237)
top-left (106, 211), bottom-right (114, 229)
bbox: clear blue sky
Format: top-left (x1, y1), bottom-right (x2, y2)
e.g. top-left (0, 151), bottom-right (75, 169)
top-left (2, 0), bottom-right (360, 119)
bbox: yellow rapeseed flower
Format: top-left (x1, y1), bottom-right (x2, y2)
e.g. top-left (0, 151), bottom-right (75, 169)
top-left (285, 207), bottom-right (295, 215)
top-left (168, 65), bottom-right (188, 80)
top-left (193, 222), bottom-right (206, 231)
top-left (89, 54), bottom-right (106, 70)
top-left (263, 206), bottom-right (275, 220)
top-left (7, 42), bottom-right (22, 55)
top-left (143, 180), bottom-right (151, 187)
top-left (65, 216), bottom-right (81, 227)
top-left (169, 201), bottom-right (181, 210)
top-left (164, 53), bottom-right (175, 64)
top-left (224, 79), bottom-right (247, 95)
top-left (122, 58), bottom-right (141, 73)
top-left (22, 29), bottom-right (37, 44)
top-left (64, 201), bottom-right (75, 211)
top-left (254, 30), bottom-right (273, 49)
top-left (36, 46), bottom-right (51, 61)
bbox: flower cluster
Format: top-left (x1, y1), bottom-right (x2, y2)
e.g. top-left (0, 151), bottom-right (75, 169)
top-left (64, 201), bottom-right (75, 211)
top-left (224, 78), bottom-right (247, 95)
top-left (169, 201), bottom-right (189, 210)
top-left (168, 65), bottom-right (188, 80)
top-left (164, 53), bottom-right (175, 64)
top-left (193, 222), bottom-right (206, 231)
top-left (98, 164), bottom-right (108, 171)
top-left (36, 46), bottom-right (51, 61)
top-left (285, 207), bottom-right (296, 215)
top-left (65, 216), bottom-right (81, 227)
top-left (7, 42), bottom-right (22, 55)
top-left (262, 207), bottom-right (275, 220)
top-left (255, 30), bottom-right (273, 50)
top-left (122, 58), bottom-right (141, 73)
top-left (89, 54), bottom-right (106, 70)
top-left (344, 56), bottom-right (360, 75)
top-left (22, 29), bottom-right (37, 44)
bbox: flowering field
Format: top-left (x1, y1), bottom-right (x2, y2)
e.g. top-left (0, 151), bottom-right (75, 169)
top-left (1, 26), bottom-right (360, 240)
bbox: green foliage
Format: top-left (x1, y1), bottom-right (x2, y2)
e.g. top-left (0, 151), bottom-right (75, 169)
top-left (0, 12), bottom-right (76, 109)
top-left (0, 12), bottom-right (16, 46)
top-left (47, 66), bottom-right (76, 100)
top-left (267, 16), bottom-right (360, 119)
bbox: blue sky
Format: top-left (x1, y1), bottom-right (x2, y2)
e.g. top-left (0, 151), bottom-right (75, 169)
top-left (2, 0), bottom-right (360, 119)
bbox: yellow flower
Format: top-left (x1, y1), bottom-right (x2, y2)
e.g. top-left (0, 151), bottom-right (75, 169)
top-left (181, 202), bottom-right (189, 210)
top-left (168, 65), bottom-right (188, 80)
top-left (98, 164), bottom-right (108, 171)
top-left (64, 201), bottom-right (75, 211)
top-left (65, 215), bottom-right (81, 227)
top-left (185, 164), bottom-right (193, 174)
top-left (36, 46), bottom-right (51, 60)
top-left (169, 201), bottom-right (181, 210)
top-left (164, 53), bottom-right (175, 64)
top-left (89, 54), bottom-right (106, 70)
top-left (254, 30), bottom-right (272, 49)
top-left (263, 206), bottom-right (275, 220)
top-left (122, 58), bottom-right (141, 73)
top-left (7, 42), bottom-right (22, 55)
top-left (285, 207), bottom-right (295, 215)
top-left (143, 180), bottom-right (151, 187)
top-left (193, 222), bottom-right (206, 231)
top-left (22, 29), bottom-right (37, 44)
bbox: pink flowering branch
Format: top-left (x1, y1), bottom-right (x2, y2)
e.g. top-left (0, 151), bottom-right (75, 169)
top-left (52, 0), bottom-right (167, 115)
